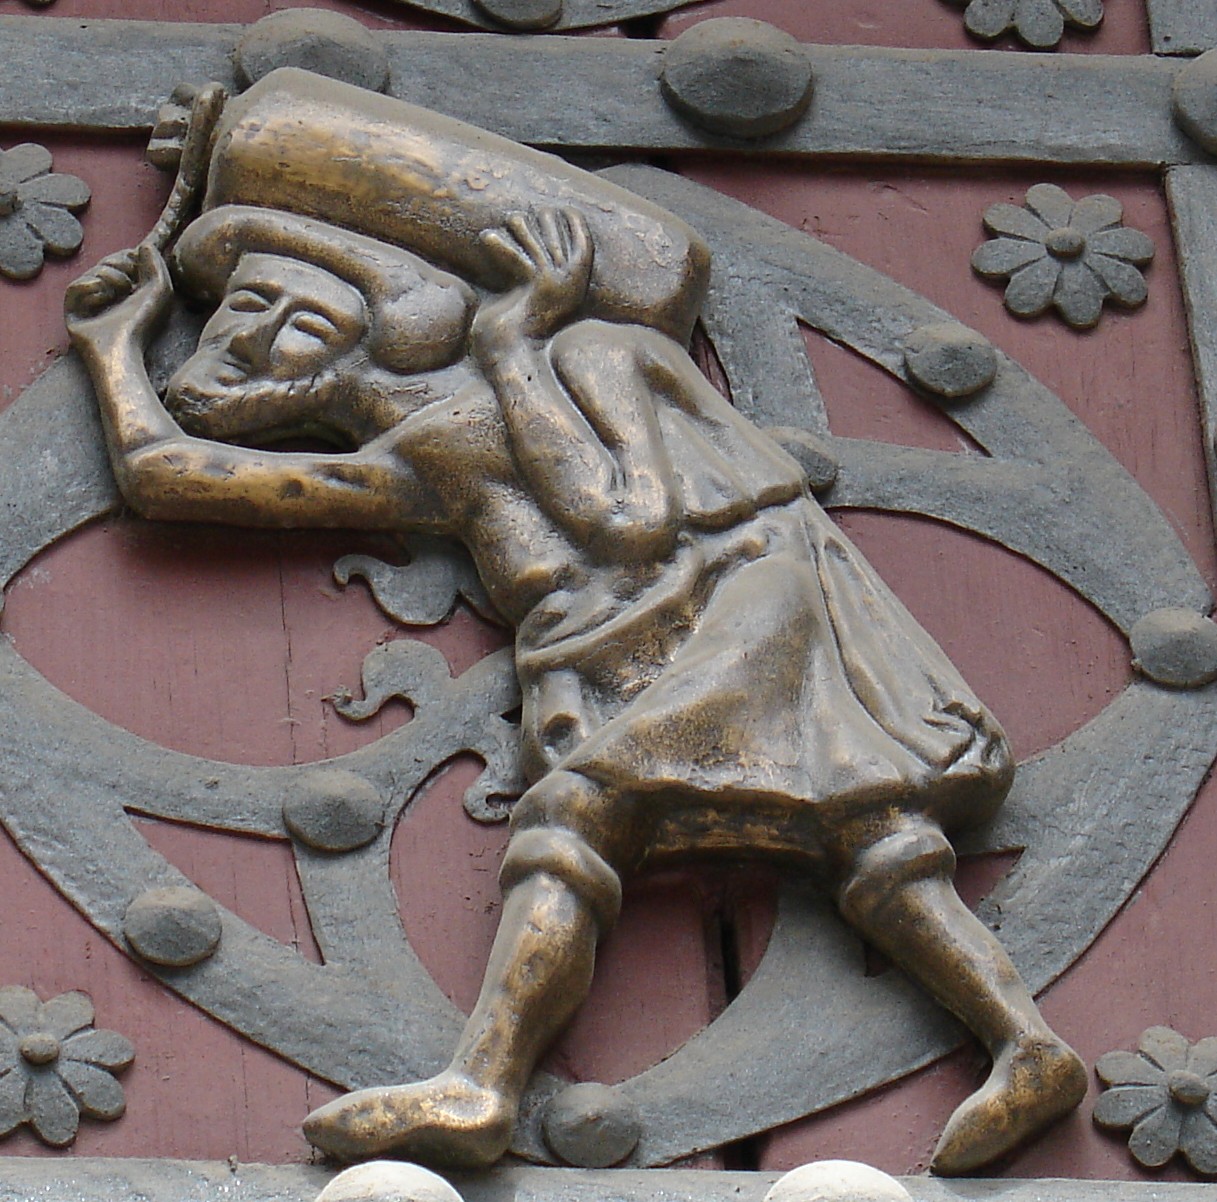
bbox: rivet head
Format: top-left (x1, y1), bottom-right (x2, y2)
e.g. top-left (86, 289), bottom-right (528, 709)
top-left (661, 18), bottom-right (814, 139)
top-left (1167, 1069), bottom-right (1210, 1107)
top-left (234, 9), bottom-right (391, 93)
top-left (766, 427), bottom-right (839, 493)
top-left (903, 323), bottom-right (998, 401)
top-left (18, 1032), bottom-right (61, 1066)
top-left (1173, 48), bottom-right (1217, 157)
top-left (542, 1082), bottom-right (642, 1167)
top-left (1129, 608), bottom-right (1217, 688)
top-left (763, 1160), bottom-right (913, 1202)
top-left (283, 770), bottom-right (385, 853)
top-left (1045, 227), bottom-right (1086, 259)
top-left (314, 1160), bottom-right (466, 1202)
top-left (123, 886), bottom-right (222, 967)
top-left (472, 0), bottom-right (563, 31)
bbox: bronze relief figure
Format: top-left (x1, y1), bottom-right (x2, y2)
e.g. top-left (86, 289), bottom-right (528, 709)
top-left (64, 69), bottom-right (1086, 1177)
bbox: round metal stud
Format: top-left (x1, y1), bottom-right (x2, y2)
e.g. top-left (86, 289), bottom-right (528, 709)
top-left (1173, 48), bottom-right (1217, 157)
top-left (542, 1081), bottom-right (642, 1167)
top-left (903, 323), bottom-right (998, 401)
top-left (763, 1160), bottom-right (912, 1202)
top-left (123, 886), bottom-right (222, 967)
top-left (1167, 1069), bottom-right (1211, 1108)
top-left (283, 769), bottom-right (385, 853)
top-left (235, 9), bottom-right (391, 93)
top-left (1130, 608), bottom-right (1217, 688)
top-left (18, 1032), bottom-right (60, 1066)
top-left (1045, 227), bottom-right (1086, 260)
top-left (660, 18), bottom-right (814, 139)
top-left (768, 426), bottom-right (839, 493)
top-left (315, 1161), bottom-right (466, 1202)
top-left (472, 0), bottom-right (563, 31)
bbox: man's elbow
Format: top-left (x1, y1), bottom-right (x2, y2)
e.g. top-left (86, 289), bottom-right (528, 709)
top-left (114, 446), bottom-right (199, 520)
top-left (593, 499), bottom-right (679, 561)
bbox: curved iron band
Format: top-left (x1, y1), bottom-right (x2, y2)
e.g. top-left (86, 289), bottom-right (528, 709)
top-left (0, 167), bottom-right (1214, 1161)
top-left (0, 635), bottom-right (466, 1089)
top-left (595, 166), bottom-right (1217, 1163)
top-left (610, 164), bottom-right (1211, 631)
top-left (382, 0), bottom-right (703, 33)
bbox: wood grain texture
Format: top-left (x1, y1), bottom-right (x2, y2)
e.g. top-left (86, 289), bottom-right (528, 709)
top-left (2, 7), bottom-right (1215, 1178)
top-left (12, 0), bottom-right (457, 30)
top-left (0, 18), bottom-right (1198, 167)
top-left (679, 160), bottom-right (1215, 1179)
top-left (661, 0), bottom-right (1153, 54)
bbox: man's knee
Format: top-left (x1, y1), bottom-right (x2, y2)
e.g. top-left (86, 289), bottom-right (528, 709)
top-left (500, 828), bottom-right (623, 931)
top-left (503, 771), bottom-right (635, 931)
top-left (836, 821), bottom-right (956, 928)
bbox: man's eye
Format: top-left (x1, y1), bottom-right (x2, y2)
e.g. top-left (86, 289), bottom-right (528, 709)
top-left (290, 313), bottom-right (340, 341)
top-left (226, 290), bottom-right (270, 313)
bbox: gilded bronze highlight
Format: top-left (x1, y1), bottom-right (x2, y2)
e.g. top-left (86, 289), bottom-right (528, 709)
top-left (65, 69), bottom-right (1086, 1176)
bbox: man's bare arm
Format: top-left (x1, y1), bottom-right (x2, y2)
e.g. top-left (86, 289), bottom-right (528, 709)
top-left (472, 209), bottom-right (679, 562)
top-left (66, 246), bottom-right (433, 530)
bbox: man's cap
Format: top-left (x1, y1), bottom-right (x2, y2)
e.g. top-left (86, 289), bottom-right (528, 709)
top-left (199, 69), bottom-right (709, 344)
top-left (173, 205), bottom-right (475, 373)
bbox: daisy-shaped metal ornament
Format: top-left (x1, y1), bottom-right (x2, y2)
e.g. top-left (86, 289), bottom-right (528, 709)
top-left (0, 144), bottom-right (91, 282)
top-left (0, 987), bottom-right (135, 1147)
top-left (946, 0), bottom-right (1102, 48)
top-left (1094, 1026), bottom-right (1217, 1176)
top-left (972, 183), bottom-right (1154, 329)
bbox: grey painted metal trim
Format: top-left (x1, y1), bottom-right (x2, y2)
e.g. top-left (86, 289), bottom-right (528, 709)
top-left (0, 17), bottom-right (1206, 167)
top-left (0, 357), bottom-right (115, 591)
top-left (1147, 0), bottom-right (1217, 55)
top-left (1166, 165), bottom-right (1217, 528)
top-left (2, 168), bottom-right (1215, 1165)
top-left (0, 19), bottom-right (237, 131)
top-left (0, 1159), bottom-right (1213, 1202)
top-left (620, 678), bottom-right (1217, 1165)
top-left (382, 0), bottom-right (703, 32)
top-left (608, 164), bottom-right (1211, 633)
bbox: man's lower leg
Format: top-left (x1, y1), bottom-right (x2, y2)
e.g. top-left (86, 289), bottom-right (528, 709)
top-left (837, 825), bottom-right (1086, 1175)
top-left (304, 828), bottom-right (617, 1165)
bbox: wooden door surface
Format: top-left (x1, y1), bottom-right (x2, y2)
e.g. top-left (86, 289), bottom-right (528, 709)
top-left (2, 0), bottom-right (1216, 1188)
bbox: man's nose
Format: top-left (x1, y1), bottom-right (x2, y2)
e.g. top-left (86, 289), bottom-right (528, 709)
top-left (226, 306), bottom-right (284, 366)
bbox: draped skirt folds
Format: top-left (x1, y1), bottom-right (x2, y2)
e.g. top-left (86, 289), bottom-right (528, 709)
top-left (513, 496), bottom-right (1014, 866)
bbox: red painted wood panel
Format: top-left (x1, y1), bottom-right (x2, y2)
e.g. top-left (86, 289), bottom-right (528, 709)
top-left (661, 0), bottom-right (1152, 54)
top-left (676, 159), bottom-right (1216, 1179)
top-left (27, 1), bottom-right (458, 31)
top-left (3, 1), bottom-right (1215, 1186)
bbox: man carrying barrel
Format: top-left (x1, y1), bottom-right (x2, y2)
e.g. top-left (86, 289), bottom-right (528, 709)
top-left (65, 69), bottom-right (1085, 1177)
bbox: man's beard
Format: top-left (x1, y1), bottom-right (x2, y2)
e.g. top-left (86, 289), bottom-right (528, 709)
top-left (165, 361), bottom-right (347, 445)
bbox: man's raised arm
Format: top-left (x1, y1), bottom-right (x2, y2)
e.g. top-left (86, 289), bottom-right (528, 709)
top-left (65, 246), bottom-right (424, 531)
top-left (471, 209), bottom-right (681, 563)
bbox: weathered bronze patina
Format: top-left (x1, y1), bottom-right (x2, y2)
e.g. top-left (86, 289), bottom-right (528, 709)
top-left (64, 69), bottom-right (1086, 1177)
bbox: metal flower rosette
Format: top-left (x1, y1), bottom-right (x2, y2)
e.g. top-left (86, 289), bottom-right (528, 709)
top-left (1, 3), bottom-right (1217, 1194)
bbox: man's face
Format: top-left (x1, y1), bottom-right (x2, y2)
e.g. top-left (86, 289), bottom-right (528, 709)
top-left (167, 253), bottom-right (366, 442)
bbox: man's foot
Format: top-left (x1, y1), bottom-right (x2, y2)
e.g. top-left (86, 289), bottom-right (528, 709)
top-left (931, 1034), bottom-right (1087, 1175)
top-left (303, 1072), bottom-right (515, 1168)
